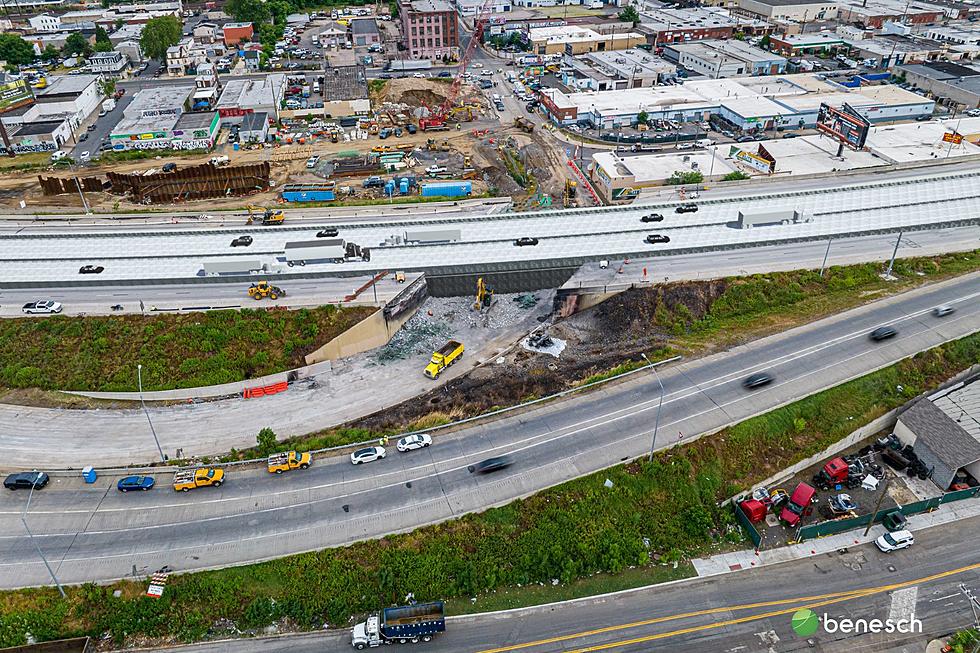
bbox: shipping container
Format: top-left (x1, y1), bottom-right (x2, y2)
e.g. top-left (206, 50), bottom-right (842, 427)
top-left (285, 239), bottom-right (347, 263)
top-left (202, 260), bottom-right (262, 276)
top-left (420, 181), bottom-right (472, 198)
top-left (281, 184), bottom-right (336, 202)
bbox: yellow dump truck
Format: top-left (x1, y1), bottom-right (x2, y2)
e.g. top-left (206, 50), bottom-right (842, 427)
top-left (424, 340), bottom-right (464, 379)
top-left (173, 467), bottom-right (224, 492)
top-left (268, 451), bottom-right (312, 474)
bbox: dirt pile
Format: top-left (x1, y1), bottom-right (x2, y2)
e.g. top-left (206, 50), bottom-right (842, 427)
top-left (350, 280), bottom-right (729, 432)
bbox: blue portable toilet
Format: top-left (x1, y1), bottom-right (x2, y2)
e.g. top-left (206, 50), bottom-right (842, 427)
top-left (399, 180), bottom-right (409, 194)
top-left (385, 180), bottom-right (396, 196)
top-left (82, 466), bottom-right (97, 483)
top-left (233, 142), bottom-right (240, 151)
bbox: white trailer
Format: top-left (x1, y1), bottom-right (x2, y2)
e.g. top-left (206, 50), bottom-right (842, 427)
top-left (403, 229), bottom-right (462, 244)
top-left (284, 239), bottom-right (347, 264)
top-left (737, 209), bottom-right (811, 229)
top-left (202, 259), bottom-right (262, 276)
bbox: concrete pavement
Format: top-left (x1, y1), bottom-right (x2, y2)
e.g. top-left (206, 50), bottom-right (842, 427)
top-left (0, 272), bottom-right (976, 586)
top-left (122, 513), bottom-right (980, 652)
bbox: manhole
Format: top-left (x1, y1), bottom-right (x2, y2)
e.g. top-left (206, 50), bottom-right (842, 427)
top-left (406, 482), bottom-right (412, 488)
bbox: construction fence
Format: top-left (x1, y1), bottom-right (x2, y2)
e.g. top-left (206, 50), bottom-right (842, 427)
top-left (733, 502), bottom-right (764, 549)
top-left (106, 161), bottom-right (271, 204)
top-left (37, 175), bottom-right (106, 195)
top-left (798, 485), bottom-right (980, 542)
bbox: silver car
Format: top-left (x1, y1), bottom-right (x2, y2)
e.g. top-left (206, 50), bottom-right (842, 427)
top-left (396, 434), bottom-right (432, 452)
top-left (932, 305), bottom-right (955, 317)
top-left (350, 446), bottom-right (386, 465)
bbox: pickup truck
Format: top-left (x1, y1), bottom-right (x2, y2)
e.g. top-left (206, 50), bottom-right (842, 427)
top-left (268, 451), bottom-right (311, 474)
top-left (363, 176), bottom-right (384, 188)
top-left (352, 602), bottom-right (445, 649)
top-left (173, 467), bottom-right (225, 492)
top-left (424, 340), bottom-right (464, 379)
top-left (22, 300), bottom-right (63, 314)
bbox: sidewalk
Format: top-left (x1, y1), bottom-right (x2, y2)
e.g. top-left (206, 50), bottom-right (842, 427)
top-left (692, 496), bottom-right (980, 577)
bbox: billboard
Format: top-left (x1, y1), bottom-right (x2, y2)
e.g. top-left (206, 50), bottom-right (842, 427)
top-left (0, 80), bottom-right (34, 114)
top-left (730, 146), bottom-right (772, 174)
top-left (942, 131), bottom-right (963, 145)
top-left (757, 144), bottom-right (777, 173)
top-left (816, 103), bottom-right (870, 151)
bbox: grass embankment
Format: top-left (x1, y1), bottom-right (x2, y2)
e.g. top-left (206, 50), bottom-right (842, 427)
top-left (1, 332), bottom-right (977, 649)
top-left (0, 306), bottom-right (374, 392)
top-left (228, 250), bottom-right (980, 457)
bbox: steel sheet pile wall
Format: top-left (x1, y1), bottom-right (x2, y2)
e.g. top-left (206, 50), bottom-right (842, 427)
top-left (37, 175), bottom-right (106, 195)
top-left (105, 161), bottom-right (271, 204)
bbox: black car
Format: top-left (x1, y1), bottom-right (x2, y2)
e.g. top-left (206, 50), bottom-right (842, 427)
top-left (87, 123), bottom-right (97, 131)
top-left (869, 326), bottom-right (897, 341)
top-left (473, 456), bottom-right (512, 474)
top-left (743, 372), bottom-right (774, 389)
top-left (406, 123), bottom-right (417, 134)
top-left (645, 234), bottom-right (670, 244)
top-left (162, 162), bottom-right (177, 173)
top-left (79, 132), bottom-right (89, 142)
top-left (514, 237), bottom-right (539, 246)
top-left (317, 227), bottom-right (339, 238)
top-left (231, 236), bottom-right (253, 247)
top-left (79, 265), bottom-right (104, 274)
top-left (641, 213), bottom-right (664, 222)
top-left (438, 71), bottom-right (452, 77)
top-left (675, 204), bottom-right (698, 214)
top-left (4, 471), bottom-right (49, 490)
top-left (735, 135), bottom-right (754, 143)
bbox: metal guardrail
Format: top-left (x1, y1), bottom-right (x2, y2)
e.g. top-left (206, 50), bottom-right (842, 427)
top-left (41, 355), bottom-right (682, 476)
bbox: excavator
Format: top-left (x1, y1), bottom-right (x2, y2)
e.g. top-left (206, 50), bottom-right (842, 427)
top-left (474, 277), bottom-right (494, 311)
top-left (246, 205), bottom-right (285, 225)
top-left (248, 281), bottom-right (287, 300)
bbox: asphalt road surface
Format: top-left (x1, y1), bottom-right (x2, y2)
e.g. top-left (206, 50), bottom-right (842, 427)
top-left (128, 515), bottom-right (980, 653)
top-left (68, 94), bottom-right (134, 164)
top-left (0, 273), bottom-right (976, 587)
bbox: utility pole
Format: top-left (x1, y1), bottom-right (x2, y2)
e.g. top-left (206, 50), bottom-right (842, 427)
top-left (641, 353), bottom-right (666, 461)
top-left (23, 480), bottom-right (66, 597)
top-left (137, 364), bottom-right (167, 462)
top-left (884, 230), bottom-right (903, 279)
top-left (863, 476), bottom-right (890, 537)
top-left (819, 237), bottom-right (833, 276)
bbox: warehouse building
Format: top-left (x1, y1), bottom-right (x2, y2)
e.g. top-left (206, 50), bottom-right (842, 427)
top-left (735, 0), bottom-right (838, 22)
top-left (561, 49), bottom-right (676, 90)
top-left (837, 0), bottom-right (943, 27)
top-left (215, 75), bottom-right (286, 122)
top-left (768, 32), bottom-right (847, 55)
top-left (590, 150), bottom-right (737, 202)
top-left (525, 25), bottom-right (645, 56)
top-left (109, 85), bottom-right (220, 151)
top-left (894, 378), bottom-right (980, 492)
top-left (897, 60), bottom-right (980, 109)
top-left (664, 39), bottom-right (787, 77)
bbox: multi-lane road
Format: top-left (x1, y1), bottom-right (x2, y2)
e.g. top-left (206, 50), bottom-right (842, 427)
top-left (1, 272), bottom-right (976, 587)
top-left (133, 515), bottom-right (980, 653)
top-left (3, 168), bottom-right (979, 285)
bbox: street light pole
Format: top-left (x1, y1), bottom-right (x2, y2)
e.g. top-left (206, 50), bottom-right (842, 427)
top-left (23, 480), bottom-right (66, 597)
top-left (641, 353), bottom-right (666, 462)
top-left (819, 237), bottom-right (833, 276)
top-left (884, 230), bottom-right (903, 279)
top-left (137, 364), bottom-right (166, 462)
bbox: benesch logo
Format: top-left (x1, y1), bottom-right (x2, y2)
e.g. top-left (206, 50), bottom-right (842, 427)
top-left (791, 609), bottom-right (922, 637)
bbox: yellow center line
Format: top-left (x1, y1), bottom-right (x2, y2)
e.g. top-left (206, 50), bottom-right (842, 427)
top-left (476, 561), bottom-right (980, 653)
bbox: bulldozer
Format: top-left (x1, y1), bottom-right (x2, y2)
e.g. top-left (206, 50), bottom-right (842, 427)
top-left (425, 138), bottom-right (452, 152)
top-left (474, 277), bottom-right (494, 312)
top-left (248, 281), bottom-right (287, 300)
top-left (246, 205), bottom-right (284, 225)
top-left (563, 179), bottom-right (578, 208)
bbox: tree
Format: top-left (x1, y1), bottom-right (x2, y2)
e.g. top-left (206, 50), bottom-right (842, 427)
top-left (40, 44), bottom-right (60, 62)
top-left (140, 15), bottom-right (182, 61)
top-left (256, 428), bottom-right (278, 455)
top-left (618, 6), bottom-right (640, 25)
top-left (63, 32), bottom-right (93, 57)
top-left (0, 34), bottom-right (37, 66)
top-left (666, 170), bottom-right (704, 185)
top-left (267, 0), bottom-right (292, 25)
top-left (95, 25), bottom-right (111, 46)
top-left (98, 77), bottom-right (116, 97)
top-left (636, 110), bottom-right (649, 125)
top-left (226, 0), bottom-right (269, 24)
top-left (95, 40), bottom-right (114, 52)
top-left (760, 34), bottom-right (771, 49)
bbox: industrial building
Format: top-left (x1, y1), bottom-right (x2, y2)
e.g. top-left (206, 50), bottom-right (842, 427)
top-left (539, 72), bottom-right (933, 130)
top-left (837, 0), bottom-right (943, 26)
top-left (898, 60), bottom-right (980, 109)
top-left (768, 32), bottom-right (847, 55)
top-left (561, 49), bottom-right (676, 90)
top-left (215, 75), bottom-right (286, 122)
top-left (894, 378), bottom-right (980, 492)
top-left (351, 18), bottom-right (381, 46)
top-left (664, 40), bottom-right (787, 77)
top-left (399, 0), bottom-right (460, 60)
top-left (635, 7), bottom-right (768, 45)
top-left (110, 85), bottom-right (220, 151)
top-left (735, 0), bottom-right (838, 22)
top-left (525, 25), bottom-right (645, 56)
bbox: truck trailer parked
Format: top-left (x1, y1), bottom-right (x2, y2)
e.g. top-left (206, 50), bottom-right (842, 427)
top-left (424, 340), bottom-right (464, 379)
top-left (737, 209), bottom-right (812, 229)
top-left (352, 602), bottom-right (446, 649)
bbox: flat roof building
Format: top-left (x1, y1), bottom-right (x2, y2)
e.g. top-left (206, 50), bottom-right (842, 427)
top-left (898, 60), bottom-right (980, 109)
top-left (837, 0), bottom-right (943, 27)
top-left (735, 0), bottom-right (838, 21)
top-left (215, 74), bottom-right (287, 121)
top-left (525, 26), bottom-right (646, 56)
top-left (399, 0), bottom-right (460, 60)
top-left (665, 39), bottom-right (788, 77)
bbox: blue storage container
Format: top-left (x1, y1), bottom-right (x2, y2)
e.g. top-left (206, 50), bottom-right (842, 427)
top-left (82, 466), bottom-right (97, 484)
top-left (420, 181), bottom-right (472, 198)
top-left (282, 190), bottom-right (335, 202)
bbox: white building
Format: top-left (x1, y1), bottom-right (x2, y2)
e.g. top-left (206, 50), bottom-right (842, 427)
top-left (28, 13), bottom-right (62, 32)
top-left (166, 37), bottom-right (193, 76)
top-left (89, 50), bottom-right (129, 75)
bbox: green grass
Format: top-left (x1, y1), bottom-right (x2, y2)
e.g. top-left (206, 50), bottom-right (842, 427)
top-left (0, 151), bottom-right (55, 172)
top-left (947, 628), bottom-right (979, 653)
top-left (1, 332), bottom-right (977, 649)
top-left (0, 306), bottom-right (375, 392)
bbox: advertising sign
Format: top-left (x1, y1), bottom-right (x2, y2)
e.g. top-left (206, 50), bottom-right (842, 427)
top-left (942, 131), bottom-right (963, 145)
top-left (757, 144), bottom-right (777, 173)
top-left (0, 80), bottom-right (33, 113)
top-left (732, 147), bottom-right (772, 174)
top-left (816, 103), bottom-right (870, 150)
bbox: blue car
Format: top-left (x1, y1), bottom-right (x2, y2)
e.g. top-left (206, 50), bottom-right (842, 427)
top-left (117, 475), bottom-right (155, 492)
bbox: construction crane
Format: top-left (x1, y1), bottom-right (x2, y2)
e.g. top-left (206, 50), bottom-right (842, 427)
top-left (419, 0), bottom-right (494, 131)
top-left (474, 277), bottom-right (494, 311)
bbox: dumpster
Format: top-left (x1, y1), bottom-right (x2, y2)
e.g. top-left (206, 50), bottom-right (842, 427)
top-left (82, 466), bottom-right (97, 484)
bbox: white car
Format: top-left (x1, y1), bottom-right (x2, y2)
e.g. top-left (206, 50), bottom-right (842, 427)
top-left (350, 446), bottom-right (386, 465)
top-left (413, 72), bottom-right (426, 78)
top-left (306, 155), bottom-right (320, 168)
top-left (676, 143), bottom-right (694, 150)
top-left (397, 434), bottom-right (432, 452)
top-left (471, 62), bottom-right (483, 68)
top-left (79, 150), bottom-right (90, 162)
top-left (875, 529), bottom-right (914, 552)
top-left (22, 300), bottom-right (63, 314)
top-left (481, 70), bottom-right (493, 76)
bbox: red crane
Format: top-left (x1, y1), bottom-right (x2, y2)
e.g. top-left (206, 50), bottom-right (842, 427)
top-left (419, 0), bottom-right (494, 131)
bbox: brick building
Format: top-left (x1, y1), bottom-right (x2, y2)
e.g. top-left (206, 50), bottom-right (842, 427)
top-left (222, 21), bottom-right (254, 47)
top-left (399, 0), bottom-right (459, 60)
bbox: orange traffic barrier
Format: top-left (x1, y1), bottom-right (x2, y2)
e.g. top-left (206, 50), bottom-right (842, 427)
top-left (243, 380), bottom-right (288, 399)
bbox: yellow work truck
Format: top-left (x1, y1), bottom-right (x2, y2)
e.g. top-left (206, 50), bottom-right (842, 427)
top-left (173, 467), bottom-right (225, 492)
top-left (267, 451), bottom-right (312, 474)
top-left (424, 340), bottom-right (464, 379)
